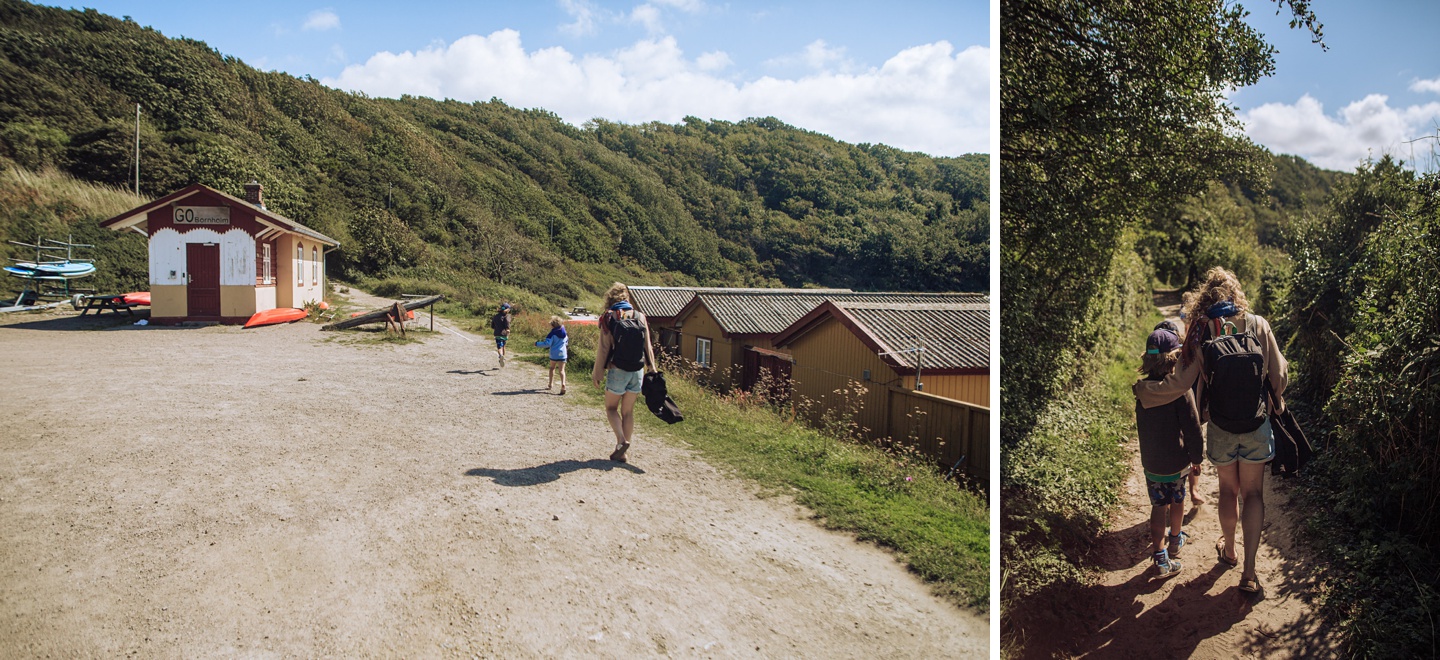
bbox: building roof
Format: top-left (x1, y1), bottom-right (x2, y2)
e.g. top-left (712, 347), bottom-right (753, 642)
top-left (628, 286), bottom-right (851, 320)
top-left (774, 301), bottom-right (990, 373)
top-left (679, 290), bottom-right (987, 336)
top-left (99, 183), bottom-right (340, 247)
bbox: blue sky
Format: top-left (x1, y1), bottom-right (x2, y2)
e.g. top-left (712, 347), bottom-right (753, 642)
top-left (1231, 1), bottom-right (1440, 171)
top-left (38, 1), bottom-right (990, 157)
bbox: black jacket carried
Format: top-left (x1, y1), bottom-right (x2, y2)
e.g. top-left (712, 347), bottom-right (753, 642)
top-left (641, 371), bottom-right (683, 424)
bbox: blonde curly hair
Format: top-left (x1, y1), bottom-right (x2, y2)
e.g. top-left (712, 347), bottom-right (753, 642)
top-left (1181, 267), bottom-right (1251, 366)
top-left (602, 282), bottom-right (630, 309)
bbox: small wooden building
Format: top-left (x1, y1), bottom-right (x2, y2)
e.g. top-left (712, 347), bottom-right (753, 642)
top-left (772, 300), bottom-right (991, 477)
top-left (100, 182), bottom-right (339, 324)
top-left (628, 286), bottom-right (851, 357)
top-left (670, 290), bottom-right (986, 391)
top-left (773, 300), bottom-right (990, 407)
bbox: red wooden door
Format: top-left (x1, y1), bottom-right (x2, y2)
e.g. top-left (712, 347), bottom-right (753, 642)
top-left (186, 243), bottom-right (220, 317)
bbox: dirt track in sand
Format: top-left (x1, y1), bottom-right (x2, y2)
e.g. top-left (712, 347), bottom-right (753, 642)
top-left (1016, 292), bottom-right (1340, 659)
top-left (0, 289), bottom-right (985, 658)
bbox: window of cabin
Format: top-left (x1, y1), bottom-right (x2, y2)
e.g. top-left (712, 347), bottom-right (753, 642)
top-left (696, 337), bottom-right (712, 368)
top-left (262, 244), bottom-right (272, 284)
top-left (311, 246), bottom-right (318, 285)
top-left (296, 243), bottom-right (304, 286)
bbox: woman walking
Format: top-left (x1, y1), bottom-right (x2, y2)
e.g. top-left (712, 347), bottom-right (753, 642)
top-left (591, 282), bottom-right (657, 463)
top-left (1135, 267), bottom-right (1288, 595)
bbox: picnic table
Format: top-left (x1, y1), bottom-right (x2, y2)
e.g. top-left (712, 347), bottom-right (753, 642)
top-left (79, 294), bottom-right (139, 316)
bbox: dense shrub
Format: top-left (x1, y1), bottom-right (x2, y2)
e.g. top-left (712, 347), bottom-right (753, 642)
top-left (1287, 160), bottom-right (1440, 656)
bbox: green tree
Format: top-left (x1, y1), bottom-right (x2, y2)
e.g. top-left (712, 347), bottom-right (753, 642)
top-left (1000, 0), bottom-right (1321, 440)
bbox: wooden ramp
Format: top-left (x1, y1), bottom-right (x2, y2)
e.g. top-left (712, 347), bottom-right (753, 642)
top-left (321, 295), bottom-right (443, 331)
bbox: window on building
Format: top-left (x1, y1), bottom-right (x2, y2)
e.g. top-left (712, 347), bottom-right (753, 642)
top-left (696, 337), bottom-right (712, 368)
top-left (296, 243), bottom-right (304, 286)
top-left (262, 244), bottom-right (272, 285)
top-left (312, 246), bottom-right (318, 285)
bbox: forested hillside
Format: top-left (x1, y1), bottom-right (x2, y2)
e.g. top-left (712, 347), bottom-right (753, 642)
top-left (0, 0), bottom-right (987, 305)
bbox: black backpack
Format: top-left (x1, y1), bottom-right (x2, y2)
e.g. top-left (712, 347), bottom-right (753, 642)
top-left (1201, 313), bottom-right (1268, 433)
top-left (606, 309), bottom-right (648, 372)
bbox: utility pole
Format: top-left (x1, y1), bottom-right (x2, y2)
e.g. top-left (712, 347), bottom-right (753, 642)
top-left (133, 104), bottom-right (141, 195)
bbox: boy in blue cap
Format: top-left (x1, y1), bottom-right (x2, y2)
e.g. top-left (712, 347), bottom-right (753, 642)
top-left (1135, 322), bottom-right (1204, 577)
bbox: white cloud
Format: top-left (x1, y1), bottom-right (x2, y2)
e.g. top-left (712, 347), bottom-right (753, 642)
top-left (1240, 94), bottom-right (1440, 170)
top-left (559, 0), bottom-right (600, 37)
top-left (764, 39), bottom-right (858, 75)
top-left (322, 33), bottom-right (988, 156)
top-left (650, 0), bottom-right (705, 11)
top-left (695, 50), bottom-right (731, 72)
top-left (302, 9), bottom-right (340, 32)
top-left (630, 4), bottom-right (663, 34)
top-left (1411, 77), bottom-right (1440, 94)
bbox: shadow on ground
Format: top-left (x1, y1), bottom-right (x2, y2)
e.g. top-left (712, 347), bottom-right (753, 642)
top-left (465, 459), bottom-right (644, 486)
top-left (447, 368), bottom-right (495, 376)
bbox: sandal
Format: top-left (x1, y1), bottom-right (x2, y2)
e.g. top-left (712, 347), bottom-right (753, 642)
top-left (1238, 576), bottom-right (1262, 595)
top-left (609, 442), bottom-right (630, 463)
top-left (1215, 539), bottom-right (1238, 567)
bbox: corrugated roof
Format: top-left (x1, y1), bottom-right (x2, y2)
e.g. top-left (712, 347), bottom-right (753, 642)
top-left (629, 286), bottom-right (851, 319)
top-left (695, 291), bottom-right (988, 336)
top-left (834, 302), bottom-right (990, 370)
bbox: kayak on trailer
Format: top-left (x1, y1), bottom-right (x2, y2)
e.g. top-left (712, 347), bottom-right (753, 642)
top-left (122, 292), bottom-right (150, 306)
top-left (243, 307), bottom-right (308, 328)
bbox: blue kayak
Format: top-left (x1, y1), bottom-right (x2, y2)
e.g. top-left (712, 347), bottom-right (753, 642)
top-left (7, 261), bottom-right (96, 278)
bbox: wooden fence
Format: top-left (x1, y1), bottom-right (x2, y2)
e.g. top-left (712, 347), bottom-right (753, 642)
top-left (886, 386), bottom-right (988, 481)
top-left (784, 364), bottom-right (989, 484)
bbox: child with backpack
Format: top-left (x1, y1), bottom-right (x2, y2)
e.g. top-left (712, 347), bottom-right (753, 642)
top-left (1135, 323), bottom-right (1204, 577)
top-left (535, 316), bottom-right (569, 394)
top-left (1136, 267), bottom-right (1289, 596)
top-left (491, 303), bottom-right (512, 368)
top-left (591, 282), bottom-right (657, 463)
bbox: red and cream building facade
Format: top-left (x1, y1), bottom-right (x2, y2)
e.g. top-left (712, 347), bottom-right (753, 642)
top-left (100, 182), bottom-right (339, 324)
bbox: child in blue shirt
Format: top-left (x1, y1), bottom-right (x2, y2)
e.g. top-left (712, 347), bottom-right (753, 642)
top-left (535, 316), bottom-right (569, 394)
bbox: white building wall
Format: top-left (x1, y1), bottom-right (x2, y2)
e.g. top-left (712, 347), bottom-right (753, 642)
top-left (149, 228), bottom-right (255, 285)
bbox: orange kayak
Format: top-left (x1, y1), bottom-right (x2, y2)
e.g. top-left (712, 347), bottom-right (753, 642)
top-left (244, 307), bottom-right (308, 328)
top-left (122, 292), bottom-right (150, 306)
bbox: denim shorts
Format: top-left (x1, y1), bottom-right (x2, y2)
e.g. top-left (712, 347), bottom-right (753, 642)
top-left (494, 335), bottom-right (508, 348)
top-left (1206, 417), bottom-right (1274, 466)
top-left (604, 368), bottom-right (643, 395)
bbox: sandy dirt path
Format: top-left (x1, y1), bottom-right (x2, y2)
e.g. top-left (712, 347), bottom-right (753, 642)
top-left (0, 290), bottom-right (986, 658)
top-left (1024, 292), bottom-right (1338, 658)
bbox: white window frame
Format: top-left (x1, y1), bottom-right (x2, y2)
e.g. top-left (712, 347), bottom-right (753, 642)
top-left (296, 243), bottom-right (304, 286)
top-left (262, 244), bottom-right (272, 285)
top-left (311, 246), bottom-right (318, 285)
top-left (696, 337), bottom-right (712, 368)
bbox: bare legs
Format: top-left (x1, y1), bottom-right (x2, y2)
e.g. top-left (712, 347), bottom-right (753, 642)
top-left (604, 390), bottom-right (637, 460)
top-left (1215, 460), bottom-right (1266, 583)
top-left (1149, 503), bottom-right (1184, 553)
top-left (549, 360), bottom-right (567, 394)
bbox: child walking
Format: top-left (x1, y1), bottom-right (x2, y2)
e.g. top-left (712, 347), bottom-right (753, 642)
top-left (491, 303), bottom-right (512, 368)
top-left (535, 316), bottom-right (569, 394)
top-left (1135, 324), bottom-right (1204, 577)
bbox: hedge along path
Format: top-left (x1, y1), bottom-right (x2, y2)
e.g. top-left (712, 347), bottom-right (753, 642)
top-left (1026, 291), bottom-right (1340, 659)
top-left (0, 286), bottom-right (985, 658)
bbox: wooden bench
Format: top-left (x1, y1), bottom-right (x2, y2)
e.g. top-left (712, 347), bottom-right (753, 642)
top-left (79, 294), bottom-right (137, 316)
